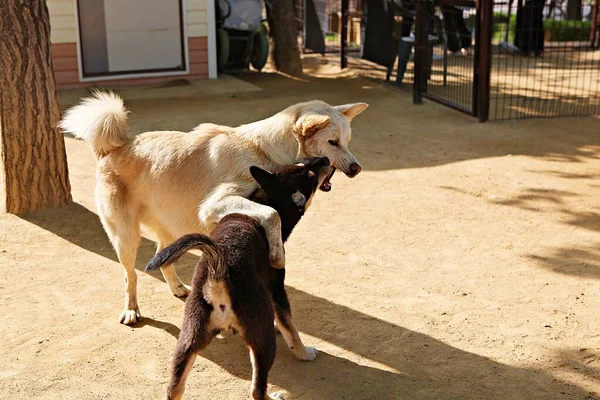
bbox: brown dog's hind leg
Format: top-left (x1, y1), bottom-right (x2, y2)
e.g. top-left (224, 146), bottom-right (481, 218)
top-left (238, 298), bottom-right (280, 400)
top-left (166, 299), bottom-right (213, 400)
top-left (166, 328), bottom-right (211, 399)
top-left (166, 347), bottom-right (197, 400)
top-left (272, 288), bottom-right (317, 361)
top-left (246, 336), bottom-right (282, 400)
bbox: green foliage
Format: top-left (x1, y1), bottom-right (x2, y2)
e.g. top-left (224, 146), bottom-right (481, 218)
top-left (490, 13), bottom-right (591, 43)
top-left (492, 13), bottom-right (517, 43)
top-left (544, 19), bottom-right (591, 41)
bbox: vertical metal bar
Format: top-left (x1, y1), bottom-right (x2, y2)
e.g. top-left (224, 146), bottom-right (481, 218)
top-left (591, 0), bottom-right (599, 48)
top-left (413, 0), bottom-right (427, 104)
top-left (341, 0), bottom-right (348, 68)
top-left (472, 3), bottom-right (480, 117)
top-left (475, 0), bottom-right (493, 122)
top-left (302, 0), bottom-right (307, 53)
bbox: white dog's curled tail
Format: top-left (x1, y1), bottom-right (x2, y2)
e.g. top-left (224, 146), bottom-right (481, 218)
top-left (59, 91), bottom-right (129, 156)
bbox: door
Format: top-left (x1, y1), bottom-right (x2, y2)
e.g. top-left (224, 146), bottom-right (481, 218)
top-left (77, 0), bottom-right (186, 79)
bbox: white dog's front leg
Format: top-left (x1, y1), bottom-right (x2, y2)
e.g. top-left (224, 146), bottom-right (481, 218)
top-left (199, 185), bottom-right (286, 269)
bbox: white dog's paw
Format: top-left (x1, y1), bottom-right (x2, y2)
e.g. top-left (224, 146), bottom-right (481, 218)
top-left (119, 308), bottom-right (141, 325)
top-left (269, 392), bottom-right (285, 400)
top-left (171, 283), bottom-right (191, 298)
top-left (295, 346), bottom-right (318, 361)
top-left (269, 241), bottom-right (286, 269)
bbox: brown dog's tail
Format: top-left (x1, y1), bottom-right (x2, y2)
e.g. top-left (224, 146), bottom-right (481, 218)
top-left (145, 234), bottom-right (225, 281)
top-left (59, 91), bottom-right (129, 157)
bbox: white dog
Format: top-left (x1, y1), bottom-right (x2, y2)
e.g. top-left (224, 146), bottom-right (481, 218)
top-left (60, 92), bottom-right (367, 324)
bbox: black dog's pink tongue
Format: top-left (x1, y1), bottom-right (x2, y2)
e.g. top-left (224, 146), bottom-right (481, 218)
top-left (320, 167), bottom-right (336, 192)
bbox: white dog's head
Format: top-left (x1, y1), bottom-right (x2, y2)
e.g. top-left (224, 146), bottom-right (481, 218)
top-left (293, 101), bottom-right (368, 191)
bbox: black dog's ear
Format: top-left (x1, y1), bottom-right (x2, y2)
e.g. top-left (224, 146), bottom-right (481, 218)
top-left (249, 166), bottom-right (278, 190)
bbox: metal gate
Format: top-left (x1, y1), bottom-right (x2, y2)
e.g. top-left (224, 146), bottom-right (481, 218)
top-left (412, 0), bottom-right (488, 119)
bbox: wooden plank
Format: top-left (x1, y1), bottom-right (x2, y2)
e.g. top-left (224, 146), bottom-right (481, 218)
top-left (188, 36), bottom-right (208, 50)
top-left (189, 62), bottom-right (208, 75)
top-left (189, 49), bottom-right (208, 63)
top-left (185, 0), bottom-right (207, 11)
top-left (54, 70), bottom-right (80, 85)
top-left (186, 10), bottom-right (207, 24)
top-left (47, 1), bottom-right (75, 16)
top-left (187, 24), bottom-right (207, 37)
top-left (50, 42), bottom-right (77, 57)
top-left (50, 28), bottom-right (77, 43)
top-left (50, 15), bottom-right (76, 29)
top-left (52, 56), bottom-right (78, 71)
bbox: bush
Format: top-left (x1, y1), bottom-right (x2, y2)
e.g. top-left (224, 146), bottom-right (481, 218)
top-left (490, 13), bottom-right (590, 43)
top-left (544, 19), bottom-right (591, 41)
top-left (492, 13), bottom-right (517, 43)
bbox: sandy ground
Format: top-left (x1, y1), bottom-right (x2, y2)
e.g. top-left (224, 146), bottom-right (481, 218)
top-left (1, 69), bottom-right (600, 400)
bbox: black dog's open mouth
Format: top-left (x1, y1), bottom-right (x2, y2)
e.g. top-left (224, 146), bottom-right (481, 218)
top-left (320, 167), bottom-right (336, 192)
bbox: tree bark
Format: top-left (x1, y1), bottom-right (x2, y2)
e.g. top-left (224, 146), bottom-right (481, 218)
top-left (266, 0), bottom-right (303, 76)
top-left (566, 0), bottom-right (582, 20)
top-left (0, 0), bottom-right (72, 214)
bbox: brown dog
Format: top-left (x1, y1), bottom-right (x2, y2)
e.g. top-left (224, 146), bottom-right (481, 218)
top-left (145, 157), bottom-right (331, 400)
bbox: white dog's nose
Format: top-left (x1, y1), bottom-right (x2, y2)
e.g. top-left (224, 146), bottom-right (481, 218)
top-left (348, 163), bottom-right (361, 177)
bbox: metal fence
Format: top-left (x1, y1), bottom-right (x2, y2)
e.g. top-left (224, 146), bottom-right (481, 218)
top-left (412, 0), bottom-right (479, 115)
top-left (490, 0), bottom-right (600, 119)
top-left (296, 0), bottom-right (600, 121)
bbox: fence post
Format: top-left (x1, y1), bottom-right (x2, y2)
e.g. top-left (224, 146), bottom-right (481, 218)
top-left (302, 0), bottom-right (307, 53)
top-left (341, 0), bottom-right (348, 68)
top-left (475, 0), bottom-right (493, 122)
top-left (591, 0), bottom-right (599, 48)
top-left (413, 0), bottom-right (428, 104)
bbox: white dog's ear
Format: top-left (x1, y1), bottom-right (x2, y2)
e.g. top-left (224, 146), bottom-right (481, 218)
top-left (295, 114), bottom-right (330, 138)
top-left (335, 103), bottom-right (369, 120)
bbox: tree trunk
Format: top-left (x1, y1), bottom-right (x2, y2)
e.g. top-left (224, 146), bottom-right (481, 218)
top-left (566, 0), bottom-right (582, 20)
top-left (0, 0), bottom-right (72, 214)
top-left (266, 0), bottom-right (303, 76)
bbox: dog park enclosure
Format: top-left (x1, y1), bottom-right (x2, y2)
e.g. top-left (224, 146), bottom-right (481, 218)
top-left (48, 0), bottom-right (215, 89)
top-left (296, 0), bottom-right (600, 121)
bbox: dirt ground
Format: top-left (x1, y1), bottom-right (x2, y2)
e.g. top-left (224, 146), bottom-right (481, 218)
top-left (1, 66), bottom-right (600, 399)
